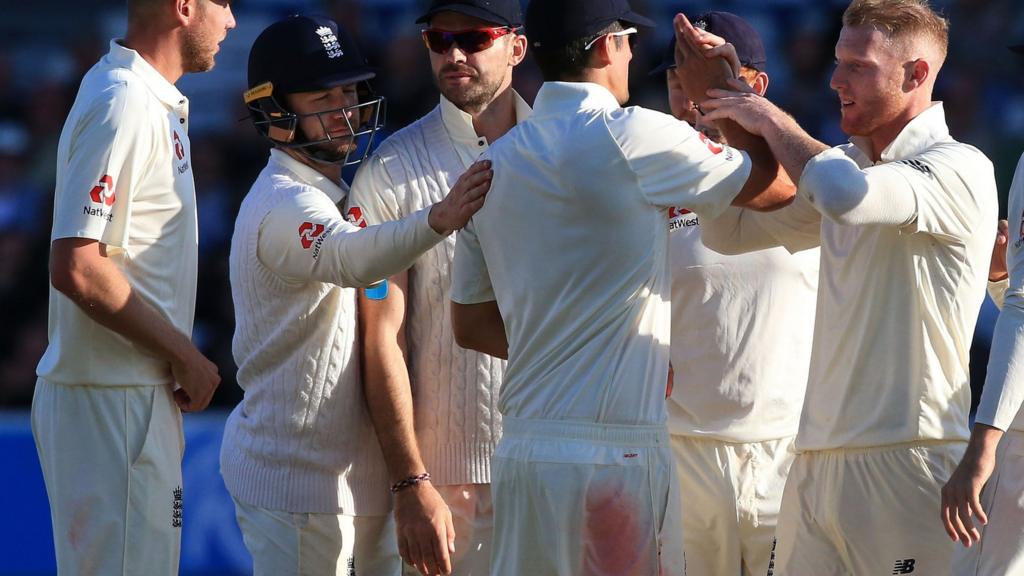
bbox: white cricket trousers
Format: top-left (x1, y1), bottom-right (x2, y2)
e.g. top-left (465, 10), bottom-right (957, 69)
top-left (31, 378), bottom-right (184, 576)
top-left (401, 483), bottom-right (493, 576)
top-left (952, 430), bottom-right (1024, 575)
top-left (232, 496), bottom-right (401, 575)
top-left (671, 435), bottom-right (795, 576)
top-left (490, 417), bottom-right (684, 576)
top-left (772, 441), bottom-right (964, 575)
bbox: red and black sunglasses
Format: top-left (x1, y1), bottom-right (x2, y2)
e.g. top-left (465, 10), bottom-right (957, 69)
top-left (421, 26), bottom-right (521, 55)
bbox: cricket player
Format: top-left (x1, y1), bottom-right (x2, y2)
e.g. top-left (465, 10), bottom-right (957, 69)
top-left (31, 1), bottom-right (234, 573)
top-left (654, 12), bottom-right (820, 576)
top-left (942, 44), bottom-right (1024, 576)
top-left (448, 1), bottom-right (796, 573)
top-left (222, 15), bottom-right (491, 575)
top-left (694, 0), bottom-right (998, 573)
top-left (344, 1), bottom-right (528, 573)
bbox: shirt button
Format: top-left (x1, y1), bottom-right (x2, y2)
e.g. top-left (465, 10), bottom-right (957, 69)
top-left (478, 139), bottom-right (485, 146)
top-left (179, 118), bottom-right (185, 124)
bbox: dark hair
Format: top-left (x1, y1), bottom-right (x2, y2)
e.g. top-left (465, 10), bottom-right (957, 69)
top-left (533, 21), bottom-right (625, 82)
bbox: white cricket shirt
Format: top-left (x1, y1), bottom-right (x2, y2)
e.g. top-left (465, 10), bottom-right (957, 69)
top-left (667, 208), bottom-right (818, 442)
top-left (706, 104), bottom-right (997, 450)
top-left (37, 40), bottom-right (197, 387)
top-left (976, 152), bottom-right (1024, 433)
top-left (223, 149), bottom-right (443, 514)
top-left (450, 82), bottom-right (751, 425)
top-left (345, 93), bottom-right (530, 485)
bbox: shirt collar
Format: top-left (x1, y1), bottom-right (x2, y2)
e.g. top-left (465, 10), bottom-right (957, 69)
top-left (532, 82), bottom-right (621, 117)
top-left (439, 89), bottom-right (532, 147)
top-left (106, 40), bottom-right (188, 112)
top-left (269, 148), bottom-right (348, 203)
top-left (849, 102), bottom-right (950, 163)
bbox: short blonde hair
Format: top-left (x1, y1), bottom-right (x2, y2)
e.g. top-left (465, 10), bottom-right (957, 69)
top-left (843, 0), bottom-right (949, 60)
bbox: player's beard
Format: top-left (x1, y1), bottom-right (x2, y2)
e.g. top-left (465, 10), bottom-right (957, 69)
top-left (435, 63), bottom-right (503, 114)
top-left (306, 138), bottom-right (358, 163)
top-left (839, 81), bottom-right (905, 138)
top-left (301, 122), bottom-right (359, 163)
top-left (180, 5), bottom-right (218, 73)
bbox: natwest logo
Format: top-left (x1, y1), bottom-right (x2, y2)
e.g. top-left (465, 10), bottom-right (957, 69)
top-left (668, 207), bottom-right (691, 219)
top-left (173, 131), bottom-right (185, 161)
top-left (298, 222), bottom-right (326, 250)
top-left (699, 132), bottom-right (724, 155)
top-left (345, 206), bottom-right (367, 228)
top-left (89, 175), bottom-right (115, 206)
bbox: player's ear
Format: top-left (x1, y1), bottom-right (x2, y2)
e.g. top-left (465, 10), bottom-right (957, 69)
top-left (751, 72), bottom-right (769, 96)
top-left (174, 0), bottom-right (197, 26)
top-left (509, 32), bottom-right (528, 67)
top-left (905, 58), bottom-right (930, 91)
top-left (590, 35), bottom-right (616, 68)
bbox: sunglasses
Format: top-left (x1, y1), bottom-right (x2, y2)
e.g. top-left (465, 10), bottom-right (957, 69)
top-left (583, 27), bottom-right (639, 51)
top-left (422, 26), bottom-right (520, 55)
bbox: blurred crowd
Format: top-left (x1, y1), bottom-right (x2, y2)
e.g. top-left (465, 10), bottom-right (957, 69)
top-left (1, 0), bottom-right (1022, 407)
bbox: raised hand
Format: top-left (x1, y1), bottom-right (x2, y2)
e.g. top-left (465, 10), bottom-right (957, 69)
top-left (700, 79), bottom-right (785, 138)
top-left (672, 13), bottom-right (736, 108)
top-left (428, 160), bottom-right (493, 235)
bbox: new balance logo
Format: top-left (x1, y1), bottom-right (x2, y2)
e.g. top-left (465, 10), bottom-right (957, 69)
top-left (892, 558), bottom-right (915, 574)
top-left (899, 159), bottom-right (932, 177)
top-left (171, 486), bottom-right (183, 528)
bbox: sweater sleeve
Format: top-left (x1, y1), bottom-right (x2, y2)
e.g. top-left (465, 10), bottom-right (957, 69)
top-left (258, 187), bottom-right (444, 288)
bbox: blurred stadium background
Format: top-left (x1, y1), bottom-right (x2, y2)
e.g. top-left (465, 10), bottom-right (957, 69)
top-left (1, 0), bottom-right (1021, 573)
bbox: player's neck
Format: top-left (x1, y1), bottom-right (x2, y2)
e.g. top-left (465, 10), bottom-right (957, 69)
top-left (577, 68), bottom-right (621, 105)
top-left (123, 24), bottom-right (186, 85)
top-left (283, 148), bottom-right (342, 183)
top-left (866, 97), bottom-right (934, 162)
top-left (468, 83), bottom-right (518, 144)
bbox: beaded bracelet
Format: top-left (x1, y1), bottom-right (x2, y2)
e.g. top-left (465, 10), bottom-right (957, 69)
top-left (390, 472), bottom-right (431, 493)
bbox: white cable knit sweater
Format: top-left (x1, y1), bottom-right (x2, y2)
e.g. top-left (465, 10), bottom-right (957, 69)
top-left (221, 150), bottom-right (443, 514)
top-left (347, 97), bottom-right (529, 484)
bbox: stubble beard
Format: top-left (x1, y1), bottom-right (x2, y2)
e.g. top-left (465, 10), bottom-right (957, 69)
top-left (842, 78), bottom-right (906, 138)
top-left (437, 67), bottom-right (503, 115)
top-left (181, 13), bottom-right (217, 73)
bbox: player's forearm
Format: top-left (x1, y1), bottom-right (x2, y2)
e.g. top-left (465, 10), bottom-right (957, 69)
top-left (759, 111), bottom-right (829, 186)
top-left (964, 424), bottom-right (1004, 462)
top-left (358, 279), bottom-right (430, 481)
top-left (50, 239), bottom-right (197, 368)
top-left (363, 347), bottom-right (429, 481)
top-left (721, 120), bottom-right (795, 211)
top-left (329, 208), bottom-right (444, 288)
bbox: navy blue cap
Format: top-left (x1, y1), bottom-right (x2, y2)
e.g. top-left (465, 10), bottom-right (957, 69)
top-left (526, 0), bottom-right (655, 50)
top-left (247, 15), bottom-right (375, 94)
top-left (416, 0), bottom-right (523, 27)
top-left (649, 11), bottom-right (767, 76)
